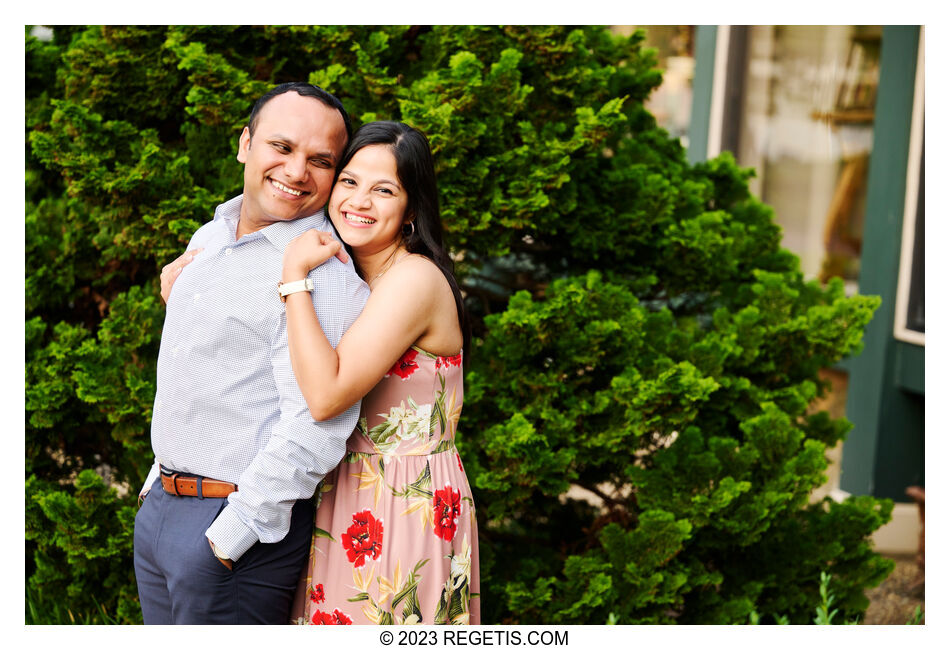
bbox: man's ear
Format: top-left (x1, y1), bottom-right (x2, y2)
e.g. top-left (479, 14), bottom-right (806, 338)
top-left (237, 127), bottom-right (251, 163)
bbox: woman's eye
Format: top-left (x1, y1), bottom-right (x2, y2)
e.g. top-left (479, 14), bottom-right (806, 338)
top-left (377, 187), bottom-right (394, 195)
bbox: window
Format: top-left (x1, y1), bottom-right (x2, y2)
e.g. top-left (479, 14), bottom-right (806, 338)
top-left (726, 26), bottom-right (883, 294)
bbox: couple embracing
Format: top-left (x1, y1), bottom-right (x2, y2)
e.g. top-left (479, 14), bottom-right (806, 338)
top-left (133, 82), bottom-right (479, 625)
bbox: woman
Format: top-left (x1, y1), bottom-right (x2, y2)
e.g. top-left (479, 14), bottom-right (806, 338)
top-left (282, 121), bottom-right (478, 625)
top-left (169, 121), bottom-right (479, 624)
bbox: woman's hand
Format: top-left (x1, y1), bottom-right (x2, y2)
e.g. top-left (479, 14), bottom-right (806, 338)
top-left (160, 249), bottom-right (203, 304)
top-left (283, 230), bottom-right (349, 281)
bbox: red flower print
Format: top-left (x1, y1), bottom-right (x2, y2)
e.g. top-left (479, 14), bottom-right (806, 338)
top-left (341, 509), bottom-right (383, 567)
top-left (385, 349), bottom-right (419, 379)
top-left (311, 608), bottom-right (353, 625)
top-left (456, 452), bottom-right (464, 473)
top-left (433, 485), bottom-right (462, 542)
top-left (435, 353), bottom-right (462, 369)
top-left (308, 583), bottom-right (325, 604)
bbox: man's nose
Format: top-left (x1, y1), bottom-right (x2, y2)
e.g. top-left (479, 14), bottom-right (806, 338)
top-left (283, 154), bottom-right (308, 182)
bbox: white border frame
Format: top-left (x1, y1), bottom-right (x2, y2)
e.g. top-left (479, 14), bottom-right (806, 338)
top-left (894, 27), bottom-right (925, 346)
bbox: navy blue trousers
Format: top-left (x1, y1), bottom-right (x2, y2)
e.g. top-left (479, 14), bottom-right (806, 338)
top-left (133, 478), bottom-right (314, 624)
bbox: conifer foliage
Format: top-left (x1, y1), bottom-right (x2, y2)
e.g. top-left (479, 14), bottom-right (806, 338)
top-left (26, 26), bottom-right (891, 624)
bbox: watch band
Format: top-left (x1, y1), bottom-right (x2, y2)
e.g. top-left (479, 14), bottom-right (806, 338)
top-left (277, 278), bottom-right (314, 302)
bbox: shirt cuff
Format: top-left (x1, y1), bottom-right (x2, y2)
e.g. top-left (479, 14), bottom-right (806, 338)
top-left (205, 504), bottom-right (259, 562)
top-left (140, 462), bottom-right (160, 497)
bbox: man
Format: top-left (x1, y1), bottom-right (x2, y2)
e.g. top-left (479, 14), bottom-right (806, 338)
top-left (133, 83), bottom-right (370, 624)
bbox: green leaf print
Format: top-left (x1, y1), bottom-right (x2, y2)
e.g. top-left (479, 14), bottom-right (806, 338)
top-left (367, 420), bottom-right (401, 455)
top-left (392, 580), bottom-right (418, 610)
top-left (448, 585), bottom-right (467, 621)
top-left (432, 404), bottom-right (444, 440)
top-left (392, 556), bottom-right (428, 620)
top-left (347, 592), bottom-right (370, 602)
top-left (434, 586), bottom-right (449, 625)
top-left (438, 580), bottom-right (469, 625)
top-left (312, 526), bottom-right (336, 543)
top-left (392, 461), bottom-right (433, 499)
top-left (434, 556), bottom-right (471, 625)
top-left (402, 585), bottom-right (423, 622)
top-left (431, 439), bottom-right (456, 455)
top-left (434, 373), bottom-right (448, 434)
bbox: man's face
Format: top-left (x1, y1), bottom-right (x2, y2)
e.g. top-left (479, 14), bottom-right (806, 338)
top-left (236, 92), bottom-right (348, 233)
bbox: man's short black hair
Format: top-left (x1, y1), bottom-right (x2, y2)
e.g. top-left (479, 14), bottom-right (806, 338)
top-left (247, 82), bottom-right (352, 143)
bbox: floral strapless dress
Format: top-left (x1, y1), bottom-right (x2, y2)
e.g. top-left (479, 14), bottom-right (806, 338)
top-left (292, 346), bottom-right (480, 625)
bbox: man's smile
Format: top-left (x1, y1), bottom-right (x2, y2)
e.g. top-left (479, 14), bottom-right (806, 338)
top-left (269, 178), bottom-right (307, 197)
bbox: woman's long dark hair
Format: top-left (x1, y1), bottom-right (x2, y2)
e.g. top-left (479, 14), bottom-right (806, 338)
top-left (336, 121), bottom-right (470, 361)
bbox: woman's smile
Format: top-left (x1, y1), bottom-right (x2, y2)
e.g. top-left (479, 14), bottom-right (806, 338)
top-left (342, 210), bottom-right (377, 226)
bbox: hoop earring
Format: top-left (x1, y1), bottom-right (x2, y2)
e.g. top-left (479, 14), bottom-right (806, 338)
top-left (402, 221), bottom-right (415, 238)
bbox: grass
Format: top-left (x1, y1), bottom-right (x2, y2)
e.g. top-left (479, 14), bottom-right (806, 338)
top-left (25, 585), bottom-right (121, 625)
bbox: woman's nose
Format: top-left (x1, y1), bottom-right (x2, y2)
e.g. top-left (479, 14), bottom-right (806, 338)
top-left (350, 188), bottom-right (372, 209)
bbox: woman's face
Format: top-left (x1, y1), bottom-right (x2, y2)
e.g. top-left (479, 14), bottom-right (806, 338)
top-left (328, 144), bottom-right (410, 256)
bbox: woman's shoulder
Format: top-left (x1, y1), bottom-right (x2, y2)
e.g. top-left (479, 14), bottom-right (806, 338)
top-left (383, 253), bottom-right (448, 289)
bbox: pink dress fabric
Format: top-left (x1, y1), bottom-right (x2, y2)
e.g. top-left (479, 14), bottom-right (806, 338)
top-left (292, 346), bottom-right (480, 625)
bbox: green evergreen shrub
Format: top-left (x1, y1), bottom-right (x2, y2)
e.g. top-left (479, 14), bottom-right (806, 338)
top-left (26, 25), bottom-right (891, 624)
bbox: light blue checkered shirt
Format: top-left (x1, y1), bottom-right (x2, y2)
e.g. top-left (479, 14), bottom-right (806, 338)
top-left (143, 195), bottom-right (370, 561)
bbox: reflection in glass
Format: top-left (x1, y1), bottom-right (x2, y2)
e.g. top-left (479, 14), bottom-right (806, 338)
top-left (732, 26), bottom-right (882, 293)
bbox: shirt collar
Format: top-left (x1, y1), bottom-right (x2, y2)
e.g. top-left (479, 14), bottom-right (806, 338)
top-left (213, 194), bottom-right (332, 250)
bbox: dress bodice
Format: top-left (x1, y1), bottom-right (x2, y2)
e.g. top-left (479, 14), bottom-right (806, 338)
top-left (346, 346), bottom-right (464, 457)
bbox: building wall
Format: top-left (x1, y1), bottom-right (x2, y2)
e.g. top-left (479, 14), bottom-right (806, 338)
top-left (684, 27), bottom-right (924, 553)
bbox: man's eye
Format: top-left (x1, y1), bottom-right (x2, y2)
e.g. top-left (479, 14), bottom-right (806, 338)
top-left (311, 159), bottom-right (332, 168)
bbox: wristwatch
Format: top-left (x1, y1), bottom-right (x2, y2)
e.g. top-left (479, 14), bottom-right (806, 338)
top-left (277, 278), bottom-right (314, 302)
top-left (210, 540), bottom-right (231, 562)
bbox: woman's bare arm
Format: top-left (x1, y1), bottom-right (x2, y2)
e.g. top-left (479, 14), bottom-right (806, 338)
top-left (283, 256), bottom-right (449, 420)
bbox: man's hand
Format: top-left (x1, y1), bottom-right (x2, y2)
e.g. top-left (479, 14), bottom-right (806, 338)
top-left (160, 249), bottom-right (203, 304)
top-left (208, 538), bottom-right (233, 570)
top-left (283, 230), bottom-right (349, 281)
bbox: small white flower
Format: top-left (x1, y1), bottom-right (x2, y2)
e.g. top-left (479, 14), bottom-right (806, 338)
top-left (378, 398), bottom-right (433, 443)
top-left (450, 535), bottom-right (472, 587)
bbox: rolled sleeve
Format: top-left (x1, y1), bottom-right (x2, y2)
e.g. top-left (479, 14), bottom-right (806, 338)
top-left (205, 257), bottom-right (370, 561)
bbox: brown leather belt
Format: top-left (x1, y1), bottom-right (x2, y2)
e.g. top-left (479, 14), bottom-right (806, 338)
top-left (160, 466), bottom-right (237, 498)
